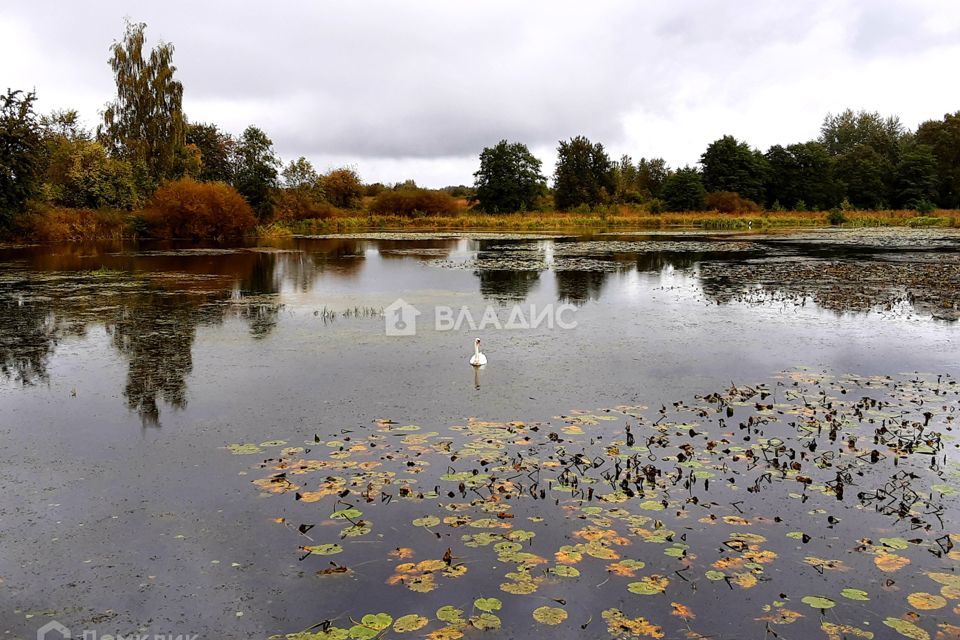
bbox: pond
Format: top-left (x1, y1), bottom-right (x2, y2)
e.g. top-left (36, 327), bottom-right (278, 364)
top-left (1, 229), bottom-right (959, 640)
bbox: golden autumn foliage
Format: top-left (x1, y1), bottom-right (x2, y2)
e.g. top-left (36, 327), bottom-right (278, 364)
top-left (371, 188), bottom-right (459, 216)
top-left (144, 177), bottom-right (257, 239)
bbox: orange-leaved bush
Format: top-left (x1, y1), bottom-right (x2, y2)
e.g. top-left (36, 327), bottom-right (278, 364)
top-left (370, 189), bottom-right (459, 216)
top-left (145, 178), bottom-right (258, 238)
top-left (705, 191), bottom-right (761, 214)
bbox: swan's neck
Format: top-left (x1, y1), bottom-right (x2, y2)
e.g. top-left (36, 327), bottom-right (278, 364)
top-left (474, 342), bottom-right (480, 356)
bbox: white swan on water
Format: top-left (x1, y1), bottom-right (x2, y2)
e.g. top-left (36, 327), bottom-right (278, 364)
top-left (470, 338), bottom-right (487, 367)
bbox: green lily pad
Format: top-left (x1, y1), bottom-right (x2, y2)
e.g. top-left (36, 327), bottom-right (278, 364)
top-left (392, 615), bottom-right (428, 633)
top-left (412, 516), bottom-right (440, 527)
top-left (841, 588), bottom-right (870, 601)
top-left (226, 443), bottom-right (262, 455)
top-left (801, 596), bottom-right (836, 609)
top-left (471, 613), bottom-right (502, 630)
top-left (474, 597), bottom-right (502, 612)
top-left (303, 544), bottom-right (343, 556)
top-left (331, 508), bottom-right (363, 520)
top-left (882, 617), bottom-right (930, 640)
top-left (879, 537), bottom-right (910, 550)
top-left (532, 606), bottom-right (568, 625)
top-left (436, 605), bottom-right (465, 624)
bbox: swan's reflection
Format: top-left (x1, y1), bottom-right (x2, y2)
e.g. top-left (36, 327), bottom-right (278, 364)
top-left (473, 365), bottom-right (482, 390)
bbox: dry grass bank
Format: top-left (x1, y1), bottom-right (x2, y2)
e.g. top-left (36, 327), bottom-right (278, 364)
top-left (4, 206), bottom-right (959, 243)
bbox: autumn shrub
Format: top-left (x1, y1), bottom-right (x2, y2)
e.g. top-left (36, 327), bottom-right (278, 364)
top-left (273, 188), bottom-right (338, 221)
top-left (145, 178), bottom-right (257, 239)
top-left (370, 189), bottom-right (459, 216)
top-left (15, 204), bottom-right (129, 242)
top-left (322, 168), bottom-right (364, 209)
top-left (704, 191), bottom-right (761, 213)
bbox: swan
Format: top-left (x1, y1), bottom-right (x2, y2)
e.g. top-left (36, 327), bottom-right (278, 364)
top-left (470, 338), bottom-right (487, 366)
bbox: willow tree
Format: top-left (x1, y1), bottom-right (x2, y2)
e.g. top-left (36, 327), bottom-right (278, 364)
top-left (99, 20), bottom-right (185, 185)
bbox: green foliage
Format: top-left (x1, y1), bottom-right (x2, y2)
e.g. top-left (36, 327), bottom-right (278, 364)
top-left (145, 177), bottom-right (257, 238)
top-left (99, 20), bottom-right (186, 185)
top-left (612, 154), bottom-right (641, 203)
top-left (370, 189), bottom-right (458, 216)
top-left (553, 136), bottom-right (615, 210)
top-left (473, 140), bottom-right (545, 213)
top-left (0, 89), bottom-right (43, 227)
top-left (820, 109), bottom-right (904, 209)
top-left (49, 140), bottom-right (138, 210)
top-left (827, 208), bottom-right (846, 225)
top-left (186, 123), bottom-right (234, 183)
top-left (915, 111), bottom-right (960, 208)
top-left (700, 135), bottom-right (768, 204)
top-left (233, 126), bottom-right (279, 221)
top-left (764, 142), bottom-right (837, 210)
top-left (274, 156), bottom-right (328, 220)
top-left (322, 167), bottom-right (363, 209)
top-left (282, 157), bottom-right (322, 193)
top-left (834, 145), bottom-right (890, 209)
top-left (661, 167), bottom-right (706, 211)
top-left (637, 157), bottom-right (669, 200)
top-left (895, 142), bottom-right (939, 209)
top-left (820, 109), bottom-right (904, 159)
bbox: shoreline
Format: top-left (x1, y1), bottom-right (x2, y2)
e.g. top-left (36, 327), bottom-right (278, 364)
top-left (3, 208), bottom-right (959, 244)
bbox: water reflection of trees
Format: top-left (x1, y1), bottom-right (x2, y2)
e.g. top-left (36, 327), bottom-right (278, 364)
top-left (555, 270), bottom-right (608, 304)
top-left (477, 269), bottom-right (542, 301)
top-left (0, 254), bottom-right (290, 425)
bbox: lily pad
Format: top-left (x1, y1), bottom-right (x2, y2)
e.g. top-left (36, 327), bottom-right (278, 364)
top-left (883, 617), bottom-right (930, 640)
top-left (801, 596), bottom-right (835, 609)
top-left (392, 615), bottom-right (428, 633)
top-left (532, 606), bottom-right (568, 625)
top-left (473, 597), bottom-right (502, 613)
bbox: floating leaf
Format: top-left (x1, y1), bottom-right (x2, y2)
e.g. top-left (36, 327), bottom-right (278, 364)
top-left (821, 622), bottom-right (874, 639)
top-left (627, 575), bottom-right (669, 595)
top-left (552, 565), bottom-right (580, 578)
top-left (875, 552), bottom-right (911, 572)
top-left (879, 537), bottom-right (910, 550)
top-left (226, 443), bottom-right (262, 455)
top-left (473, 597), bottom-right (502, 613)
top-left (331, 508), bottom-right (363, 520)
top-left (392, 615), bottom-right (428, 633)
top-left (303, 544), bottom-right (343, 556)
top-left (883, 617), bottom-right (930, 640)
top-left (413, 516), bottom-right (440, 528)
top-left (359, 614), bottom-right (392, 631)
top-left (436, 606), bottom-right (465, 624)
top-left (907, 592), bottom-right (946, 610)
top-left (841, 588), bottom-right (870, 601)
top-left (801, 595), bottom-right (835, 609)
top-left (470, 613), bottom-right (501, 630)
top-left (532, 606), bottom-right (568, 625)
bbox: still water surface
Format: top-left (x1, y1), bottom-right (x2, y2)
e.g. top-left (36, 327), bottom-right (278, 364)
top-left (1, 231), bottom-right (958, 639)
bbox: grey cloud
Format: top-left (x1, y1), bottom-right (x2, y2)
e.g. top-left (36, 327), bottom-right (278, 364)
top-left (2, 0), bottom-right (958, 185)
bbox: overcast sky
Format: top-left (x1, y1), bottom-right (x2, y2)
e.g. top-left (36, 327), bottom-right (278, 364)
top-left (2, 0), bottom-right (959, 187)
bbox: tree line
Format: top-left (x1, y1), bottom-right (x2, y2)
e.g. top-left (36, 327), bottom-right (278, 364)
top-left (2, 20), bottom-right (959, 238)
top-left (473, 110), bottom-right (960, 214)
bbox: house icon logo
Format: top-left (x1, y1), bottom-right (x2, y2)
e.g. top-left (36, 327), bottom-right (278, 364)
top-left (37, 620), bottom-right (71, 640)
top-left (384, 298), bottom-right (420, 336)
